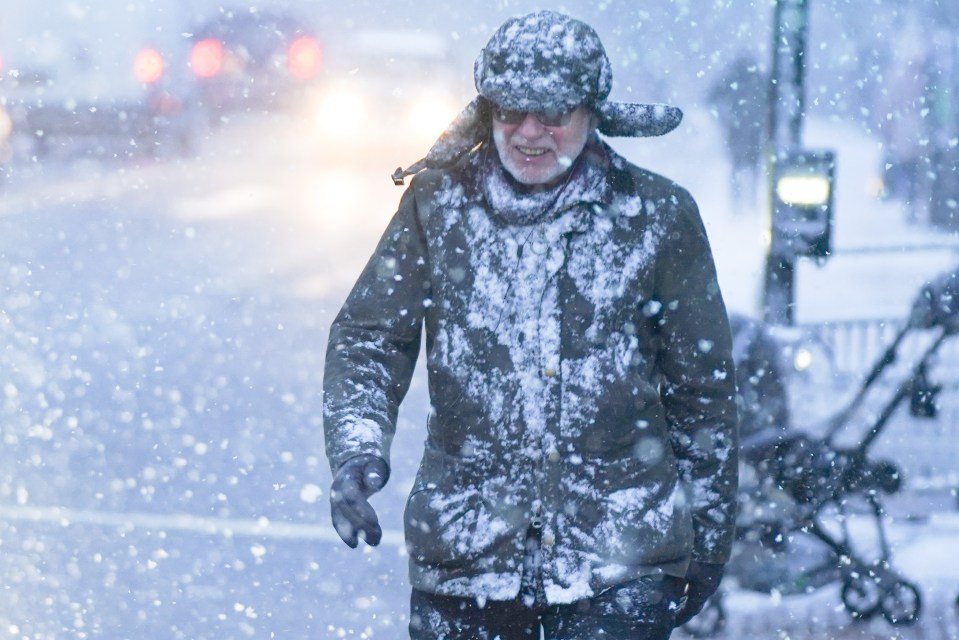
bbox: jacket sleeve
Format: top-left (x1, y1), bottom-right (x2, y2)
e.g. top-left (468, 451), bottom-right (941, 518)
top-left (323, 184), bottom-right (431, 474)
top-left (654, 188), bottom-right (739, 565)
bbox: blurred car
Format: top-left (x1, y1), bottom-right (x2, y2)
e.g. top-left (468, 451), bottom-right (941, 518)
top-left (0, 4), bottom-right (201, 164)
top-left (309, 28), bottom-right (468, 156)
top-left (187, 9), bottom-right (323, 122)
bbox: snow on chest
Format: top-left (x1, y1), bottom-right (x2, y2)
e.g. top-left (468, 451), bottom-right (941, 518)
top-left (464, 208), bottom-right (566, 372)
top-left (565, 216), bottom-right (657, 310)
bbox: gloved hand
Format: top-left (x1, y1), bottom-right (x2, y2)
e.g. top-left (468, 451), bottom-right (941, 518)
top-left (330, 454), bottom-right (389, 548)
top-left (674, 561), bottom-right (725, 627)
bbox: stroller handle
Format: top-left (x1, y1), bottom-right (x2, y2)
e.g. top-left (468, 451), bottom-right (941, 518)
top-left (824, 323), bottom-right (911, 444)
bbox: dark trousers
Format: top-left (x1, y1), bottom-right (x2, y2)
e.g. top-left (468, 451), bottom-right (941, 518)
top-left (409, 575), bottom-right (684, 639)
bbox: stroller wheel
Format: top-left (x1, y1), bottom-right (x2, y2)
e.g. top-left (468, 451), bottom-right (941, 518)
top-left (879, 580), bottom-right (922, 626)
top-left (841, 575), bottom-right (881, 619)
top-left (680, 596), bottom-right (726, 638)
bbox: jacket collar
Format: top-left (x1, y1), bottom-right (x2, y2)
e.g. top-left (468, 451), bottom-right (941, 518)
top-left (476, 133), bottom-right (611, 231)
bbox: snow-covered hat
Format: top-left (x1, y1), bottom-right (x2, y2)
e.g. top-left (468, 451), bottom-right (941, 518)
top-left (392, 10), bottom-right (682, 184)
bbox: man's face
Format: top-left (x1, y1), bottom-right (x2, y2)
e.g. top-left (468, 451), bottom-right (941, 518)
top-left (491, 105), bottom-right (592, 186)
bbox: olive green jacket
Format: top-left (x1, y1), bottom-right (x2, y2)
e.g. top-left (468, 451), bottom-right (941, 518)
top-left (324, 140), bottom-right (738, 604)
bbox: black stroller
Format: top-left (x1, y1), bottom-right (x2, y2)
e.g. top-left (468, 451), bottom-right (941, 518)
top-left (682, 267), bottom-right (959, 636)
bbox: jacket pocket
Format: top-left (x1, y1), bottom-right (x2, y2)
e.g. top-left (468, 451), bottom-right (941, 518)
top-left (576, 454), bottom-right (693, 567)
top-left (405, 488), bottom-right (483, 568)
top-left (403, 448), bottom-right (512, 569)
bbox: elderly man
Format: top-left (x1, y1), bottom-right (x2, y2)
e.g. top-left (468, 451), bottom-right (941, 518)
top-left (324, 10), bottom-right (738, 639)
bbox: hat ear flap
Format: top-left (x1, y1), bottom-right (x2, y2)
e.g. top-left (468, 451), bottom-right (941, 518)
top-left (424, 96), bottom-right (491, 166)
top-left (597, 103), bottom-right (683, 138)
top-left (392, 96), bottom-right (492, 184)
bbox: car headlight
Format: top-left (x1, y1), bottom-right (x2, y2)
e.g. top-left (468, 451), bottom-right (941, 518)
top-left (0, 105), bottom-right (12, 145)
top-left (406, 93), bottom-right (458, 139)
top-left (314, 85), bottom-right (368, 136)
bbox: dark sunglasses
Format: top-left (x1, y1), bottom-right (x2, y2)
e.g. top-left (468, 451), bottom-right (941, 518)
top-left (492, 106), bottom-right (575, 127)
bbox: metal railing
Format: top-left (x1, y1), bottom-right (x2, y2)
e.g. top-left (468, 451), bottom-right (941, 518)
top-left (782, 318), bottom-right (959, 489)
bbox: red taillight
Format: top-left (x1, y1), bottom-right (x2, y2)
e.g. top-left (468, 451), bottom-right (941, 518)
top-left (287, 36), bottom-right (322, 80)
top-left (134, 48), bottom-right (165, 84)
top-left (191, 38), bottom-right (224, 78)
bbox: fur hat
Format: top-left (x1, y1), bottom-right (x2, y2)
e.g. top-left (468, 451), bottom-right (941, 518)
top-left (392, 10), bottom-right (682, 184)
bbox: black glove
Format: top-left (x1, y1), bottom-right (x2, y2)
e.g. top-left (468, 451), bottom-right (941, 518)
top-left (674, 561), bottom-right (725, 627)
top-left (330, 454), bottom-right (389, 548)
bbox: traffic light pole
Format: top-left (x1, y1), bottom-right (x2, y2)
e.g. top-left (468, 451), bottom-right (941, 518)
top-left (763, 0), bottom-right (809, 325)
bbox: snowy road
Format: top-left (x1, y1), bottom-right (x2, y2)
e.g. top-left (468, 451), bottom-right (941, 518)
top-left (1, 113), bottom-right (958, 638)
top-left (0, 114), bottom-right (431, 638)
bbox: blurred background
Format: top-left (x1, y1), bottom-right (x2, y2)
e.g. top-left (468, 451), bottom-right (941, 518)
top-left (2, 1), bottom-right (959, 638)
top-left (3, 0), bottom-right (958, 191)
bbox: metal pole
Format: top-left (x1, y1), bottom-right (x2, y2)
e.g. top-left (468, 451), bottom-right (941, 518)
top-left (770, 0), bottom-right (807, 150)
top-left (763, 0), bottom-right (809, 325)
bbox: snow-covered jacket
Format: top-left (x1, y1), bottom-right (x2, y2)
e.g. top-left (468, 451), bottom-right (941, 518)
top-left (323, 138), bottom-right (738, 604)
